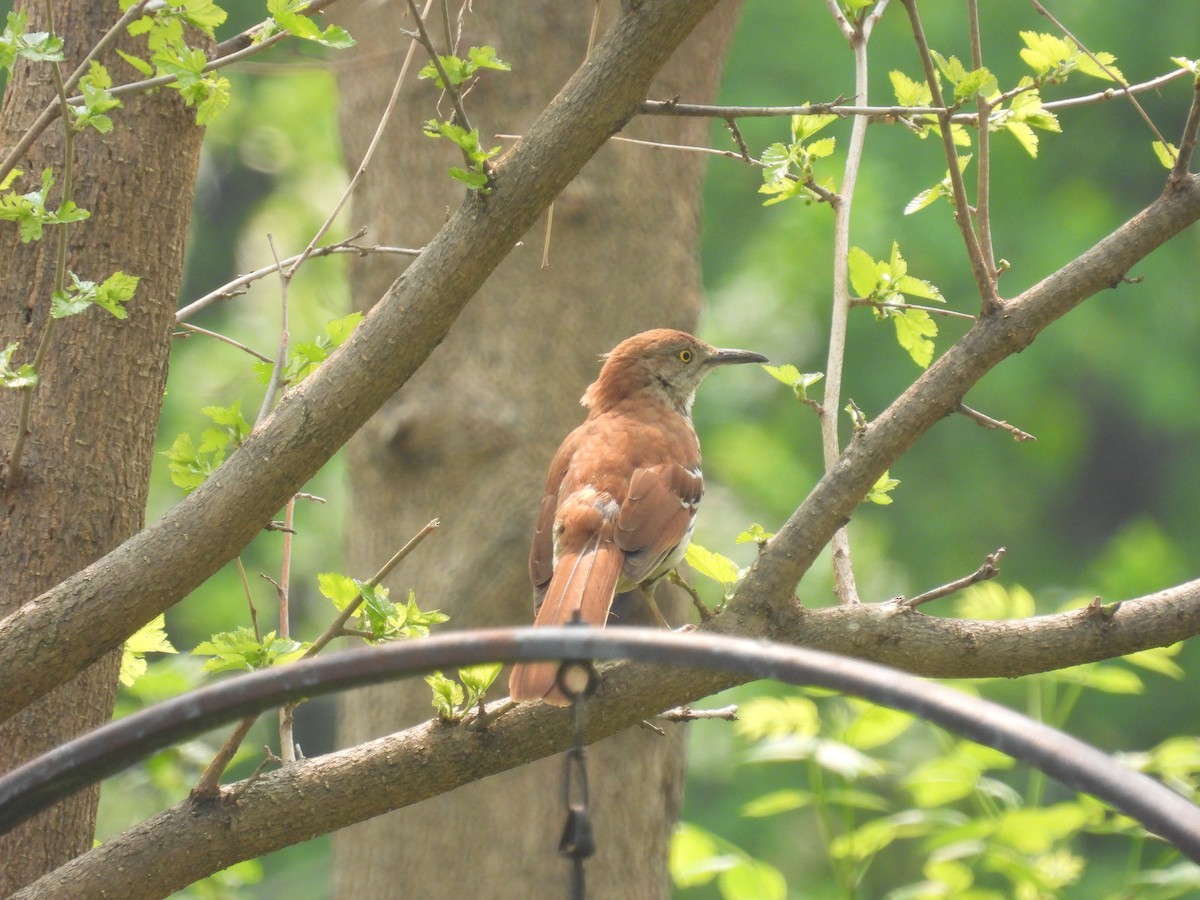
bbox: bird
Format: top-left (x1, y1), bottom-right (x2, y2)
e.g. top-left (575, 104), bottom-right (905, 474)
top-left (508, 328), bottom-right (767, 705)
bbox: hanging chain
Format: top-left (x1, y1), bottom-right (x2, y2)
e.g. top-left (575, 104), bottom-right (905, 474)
top-left (556, 654), bottom-right (599, 900)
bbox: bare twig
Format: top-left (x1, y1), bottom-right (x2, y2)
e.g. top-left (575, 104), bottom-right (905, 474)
top-left (277, 498), bottom-right (297, 763)
top-left (900, 0), bottom-right (998, 312)
top-left (659, 704), bottom-right (738, 722)
top-left (255, 235), bottom-right (291, 424)
top-left (175, 231), bottom-right (420, 322)
top-left (283, 0), bottom-right (434, 282)
top-left (957, 402), bottom-right (1037, 441)
top-left (897, 547), bottom-right (1006, 609)
top-left (174, 322), bottom-right (274, 363)
top-left (967, 0), bottom-right (997, 283)
top-left (819, 1), bottom-right (892, 606)
top-left (851, 299), bottom-right (976, 321)
top-left (235, 556), bottom-right (261, 643)
top-left (1171, 75), bottom-right (1200, 182)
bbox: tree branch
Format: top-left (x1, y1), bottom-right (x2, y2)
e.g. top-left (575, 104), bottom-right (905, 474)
top-left (0, 0), bottom-right (727, 725)
top-left (9, 608), bottom-right (1200, 897)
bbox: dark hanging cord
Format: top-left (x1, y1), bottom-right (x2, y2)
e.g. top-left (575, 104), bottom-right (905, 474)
top-left (556, 620), bottom-right (599, 900)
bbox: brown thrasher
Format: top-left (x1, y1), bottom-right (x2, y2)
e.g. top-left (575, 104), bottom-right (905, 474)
top-left (508, 328), bottom-right (767, 705)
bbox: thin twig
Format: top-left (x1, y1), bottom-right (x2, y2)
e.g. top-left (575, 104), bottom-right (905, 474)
top-left (5, 7), bottom-right (77, 488)
top-left (956, 403), bottom-right (1037, 441)
top-left (899, 0), bottom-right (998, 313)
top-left (176, 233), bottom-right (421, 323)
top-left (659, 705), bottom-right (739, 723)
top-left (639, 70), bottom-right (1193, 123)
top-left (306, 519), bottom-right (441, 657)
top-left (405, 0), bottom-right (473, 141)
top-left (820, 2), bottom-right (892, 606)
top-left (255, 235), bottom-right (291, 425)
top-left (967, 0), bottom-right (997, 285)
top-left (235, 556), bottom-right (261, 643)
top-left (277, 498), bottom-right (297, 764)
top-left (850, 299), bottom-right (976, 321)
top-left (283, 0), bottom-right (434, 282)
top-left (898, 547), bottom-right (1006, 609)
top-left (1030, 0), bottom-right (1172, 153)
top-left (174, 323), bottom-right (274, 363)
top-left (1171, 75), bottom-right (1200, 182)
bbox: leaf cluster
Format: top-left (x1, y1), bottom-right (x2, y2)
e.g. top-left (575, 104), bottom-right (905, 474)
top-left (759, 111), bottom-right (838, 206)
top-left (161, 400), bottom-right (252, 493)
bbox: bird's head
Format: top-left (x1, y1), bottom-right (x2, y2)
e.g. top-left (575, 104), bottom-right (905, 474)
top-left (582, 328), bottom-right (767, 415)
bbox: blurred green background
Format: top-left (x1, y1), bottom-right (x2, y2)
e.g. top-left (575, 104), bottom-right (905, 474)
top-left (4, 1), bottom-right (1193, 896)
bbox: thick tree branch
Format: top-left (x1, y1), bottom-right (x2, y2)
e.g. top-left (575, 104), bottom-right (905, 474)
top-left (723, 171), bottom-right (1200, 639)
top-left (0, 0), bottom-right (726, 726)
top-left (9, 600), bottom-right (1200, 897)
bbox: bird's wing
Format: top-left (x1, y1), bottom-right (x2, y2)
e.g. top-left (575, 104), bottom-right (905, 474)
top-left (529, 431), bottom-right (582, 609)
top-left (615, 464), bottom-right (703, 584)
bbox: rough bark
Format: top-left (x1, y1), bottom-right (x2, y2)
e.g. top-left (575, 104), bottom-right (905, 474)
top-left (0, 2), bottom-right (203, 890)
top-left (331, 3), bottom-right (740, 897)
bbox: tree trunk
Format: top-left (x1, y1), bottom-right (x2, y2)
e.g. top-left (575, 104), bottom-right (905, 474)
top-left (0, 3), bottom-right (203, 891)
top-left (333, 2), bottom-right (738, 896)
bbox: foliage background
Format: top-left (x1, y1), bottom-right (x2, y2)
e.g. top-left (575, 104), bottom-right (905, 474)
top-left (5, 1), bottom-right (1191, 896)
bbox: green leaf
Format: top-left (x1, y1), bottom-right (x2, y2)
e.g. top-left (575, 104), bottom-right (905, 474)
top-left (179, 0), bottom-right (228, 34)
top-left (717, 857), bottom-right (787, 900)
top-left (736, 695), bottom-right (820, 741)
top-left (685, 543), bottom-right (742, 595)
top-left (848, 246), bottom-right (881, 297)
top-left (905, 156), bottom-right (971, 216)
top-left (325, 311), bottom-right (362, 345)
top-left (956, 582), bottom-right (1036, 620)
top-left (121, 615), bottom-right (178, 687)
top-left (0, 343), bottom-right (38, 388)
top-left (426, 671), bottom-right (464, 719)
top-left (269, 0), bottom-right (356, 49)
top-left (318, 571), bottom-right (360, 609)
top-left (1056, 662), bottom-right (1144, 694)
top-left (841, 700), bottom-right (915, 749)
top-left (890, 69), bottom-right (933, 107)
top-left (115, 48), bottom-right (153, 77)
top-left (762, 364), bottom-right (823, 403)
top-left (1123, 643), bottom-right (1184, 679)
top-left (1153, 140), bottom-right (1179, 169)
top-left (670, 823), bottom-right (730, 889)
top-left (735, 523), bottom-right (774, 545)
top-left (893, 308), bottom-right (938, 368)
top-left (93, 270), bottom-right (139, 318)
top-left (192, 627), bottom-right (308, 673)
top-left (864, 470), bottom-right (900, 505)
top-left (458, 661), bottom-right (502, 706)
top-left (740, 789), bottom-right (810, 818)
top-left (51, 288), bottom-right (91, 319)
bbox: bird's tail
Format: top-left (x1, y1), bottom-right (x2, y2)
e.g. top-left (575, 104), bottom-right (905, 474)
top-left (508, 535), bottom-right (622, 706)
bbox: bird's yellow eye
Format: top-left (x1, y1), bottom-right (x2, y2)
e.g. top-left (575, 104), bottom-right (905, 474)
top-left (678, 349), bottom-right (693, 363)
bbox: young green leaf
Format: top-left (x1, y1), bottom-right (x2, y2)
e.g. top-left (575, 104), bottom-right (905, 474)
top-left (735, 523), bottom-right (774, 546)
top-left (121, 614), bottom-right (178, 687)
top-left (684, 543), bottom-right (743, 597)
top-left (762, 364), bottom-right (823, 404)
top-left (864, 470), bottom-right (900, 505)
top-left (893, 308), bottom-right (938, 368)
top-left (192, 627), bottom-right (308, 674)
top-left (0, 343), bottom-right (38, 389)
top-left (426, 671), bottom-right (464, 719)
top-left (458, 661), bottom-right (502, 707)
top-left (1153, 140), bottom-right (1180, 169)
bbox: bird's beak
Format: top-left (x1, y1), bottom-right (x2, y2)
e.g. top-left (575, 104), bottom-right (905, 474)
top-left (706, 348), bottom-right (769, 367)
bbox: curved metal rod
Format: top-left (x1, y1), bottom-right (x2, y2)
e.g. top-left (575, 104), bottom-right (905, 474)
top-left (1, 627), bottom-right (1197, 861)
